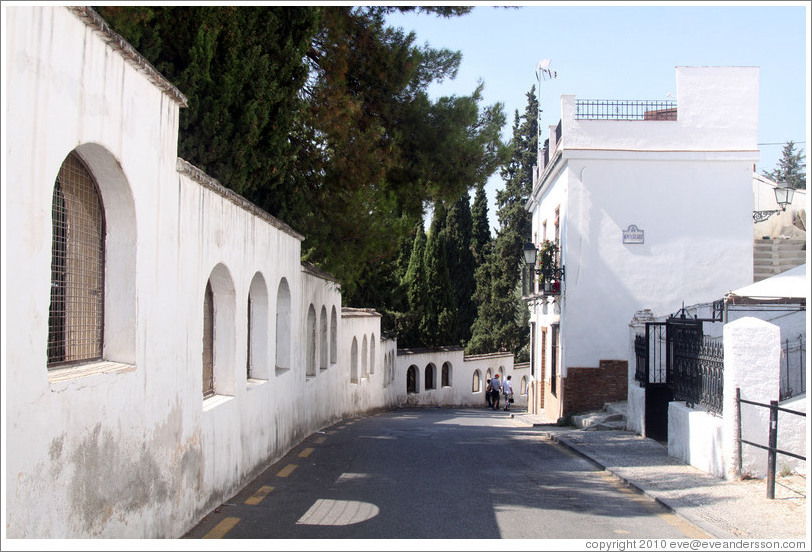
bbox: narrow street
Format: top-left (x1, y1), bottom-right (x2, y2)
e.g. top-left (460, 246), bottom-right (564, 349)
top-left (184, 407), bottom-right (709, 540)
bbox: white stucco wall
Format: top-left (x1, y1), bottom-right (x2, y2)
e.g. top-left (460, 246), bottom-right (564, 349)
top-left (668, 403), bottom-right (726, 478)
top-left (561, 66), bottom-right (759, 154)
top-left (2, 6), bottom-right (397, 538)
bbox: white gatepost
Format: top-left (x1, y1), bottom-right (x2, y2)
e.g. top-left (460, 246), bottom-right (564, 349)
top-left (627, 309), bottom-right (655, 435)
top-left (722, 317), bottom-right (781, 479)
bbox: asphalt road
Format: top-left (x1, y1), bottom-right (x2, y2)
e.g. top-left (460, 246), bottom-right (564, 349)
top-left (183, 407), bottom-right (708, 541)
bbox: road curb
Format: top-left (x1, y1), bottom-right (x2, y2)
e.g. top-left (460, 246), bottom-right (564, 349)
top-left (547, 432), bottom-right (732, 540)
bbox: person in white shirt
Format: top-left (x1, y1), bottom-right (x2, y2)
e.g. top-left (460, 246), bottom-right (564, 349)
top-left (502, 375), bottom-right (514, 411)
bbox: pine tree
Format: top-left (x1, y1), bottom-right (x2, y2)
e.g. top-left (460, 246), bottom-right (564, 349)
top-left (763, 140), bottom-right (806, 190)
top-left (445, 192), bottom-right (477, 345)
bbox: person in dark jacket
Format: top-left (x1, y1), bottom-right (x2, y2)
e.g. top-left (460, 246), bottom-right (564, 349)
top-left (489, 374), bottom-right (501, 410)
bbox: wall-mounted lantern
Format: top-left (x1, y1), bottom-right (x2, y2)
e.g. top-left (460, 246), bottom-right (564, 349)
top-left (753, 185), bottom-right (795, 223)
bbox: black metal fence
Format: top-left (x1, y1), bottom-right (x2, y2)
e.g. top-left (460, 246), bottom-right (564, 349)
top-left (780, 334), bottom-right (806, 401)
top-left (736, 388), bottom-right (806, 499)
top-left (673, 335), bottom-right (724, 414)
top-left (635, 317), bottom-right (724, 415)
top-left (575, 99), bottom-right (677, 120)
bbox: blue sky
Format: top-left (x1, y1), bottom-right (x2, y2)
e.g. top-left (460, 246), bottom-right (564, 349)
top-left (385, 2), bottom-right (810, 231)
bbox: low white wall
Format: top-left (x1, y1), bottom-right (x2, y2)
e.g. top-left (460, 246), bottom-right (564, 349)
top-left (668, 403), bottom-right (725, 478)
top-left (627, 385), bottom-right (645, 435)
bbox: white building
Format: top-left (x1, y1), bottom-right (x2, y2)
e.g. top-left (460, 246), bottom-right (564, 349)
top-left (524, 66), bottom-right (760, 423)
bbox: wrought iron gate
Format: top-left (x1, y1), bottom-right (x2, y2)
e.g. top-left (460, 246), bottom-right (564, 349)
top-left (635, 321), bottom-right (671, 441)
top-left (635, 314), bottom-right (709, 442)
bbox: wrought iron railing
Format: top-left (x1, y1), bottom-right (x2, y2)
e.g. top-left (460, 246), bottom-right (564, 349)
top-left (634, 334), bottom-right (647, 384)
top-left (575, 99), bottom-right (677, 121)
top-left (673, 334), bottom-right (724, 414)
top-left (635, 322), bottom-right (668, 385)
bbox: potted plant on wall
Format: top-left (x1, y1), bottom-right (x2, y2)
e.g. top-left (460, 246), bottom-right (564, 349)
top-left (538, 239), bottom-right (561, 294)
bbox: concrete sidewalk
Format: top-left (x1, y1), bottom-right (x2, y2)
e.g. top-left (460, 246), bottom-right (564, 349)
top-left (513, 413), bottom-right (808, 540)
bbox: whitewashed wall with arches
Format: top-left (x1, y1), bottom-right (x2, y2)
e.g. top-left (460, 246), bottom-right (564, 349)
top-left (4, 5), bottom-right (398, 539)
top-left (397, 349), bottom-right (528, 409)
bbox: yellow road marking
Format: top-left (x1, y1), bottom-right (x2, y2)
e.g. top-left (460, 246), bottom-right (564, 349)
top-left (277, 463), bottom-right (298, 477)
top-left (597, 472), bottom-right (712, 539)
top-left (203, 516), bottom-right (239, 538)
top-left (314, 436), bottom-right (326, 444)
top-left (244, 485), bottom-right (274, 506)
top-left (298, 447), bottom-right (315, 458)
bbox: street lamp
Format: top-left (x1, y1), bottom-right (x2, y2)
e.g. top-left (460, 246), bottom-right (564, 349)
top-left (753, 185), bottom-right (795, 223)
top-left (522, 241), bottom-right (538, 267)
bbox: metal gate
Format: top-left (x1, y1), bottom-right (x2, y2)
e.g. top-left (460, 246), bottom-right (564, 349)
top-left (635, 315), bottom-right (704, 442)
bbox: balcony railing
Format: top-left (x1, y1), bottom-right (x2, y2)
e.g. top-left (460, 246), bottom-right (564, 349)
top-left (575, 99), bottom-right (677, 121)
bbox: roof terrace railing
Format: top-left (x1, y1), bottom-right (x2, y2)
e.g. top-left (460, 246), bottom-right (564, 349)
top-left (575, 99), bottom-right (677, 121)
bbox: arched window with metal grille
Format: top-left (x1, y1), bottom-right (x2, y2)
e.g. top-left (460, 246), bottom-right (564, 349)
top-left (48, 152), bottom-right (106, 367)
top-left (202, 280), bottom-right (215, 397)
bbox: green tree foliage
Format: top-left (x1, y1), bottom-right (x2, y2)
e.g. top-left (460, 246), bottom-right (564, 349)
top-left (296, 6), bottom-right (505, 300)
top-left (421, 203), bottom-right (457, 346)
top-left (471, 181), bottom-right (491, 264)
top-left (763, 140), bottom-right (806, 190)
top-left (95, 6), bottom-right (320, 204)
top-left (97, 5), bottom-right (506, 337)
top-left (445, 192), bottom-right (477, 345)
top-left (467, 87), bottom-right (538, 356)
top-left (400, 220), bottom-right (428, 347)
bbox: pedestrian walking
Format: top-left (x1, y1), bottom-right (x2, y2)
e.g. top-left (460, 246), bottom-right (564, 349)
top-left (502, 375), bottom-right (514, 411)
top-left (485, 378), bottom-right (492, 408)
top-left (489, 374), bottom-right (501, 410)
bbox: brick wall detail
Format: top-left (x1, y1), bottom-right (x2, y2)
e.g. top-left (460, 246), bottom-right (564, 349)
top-left (562, 360), bottom-right (628, 416)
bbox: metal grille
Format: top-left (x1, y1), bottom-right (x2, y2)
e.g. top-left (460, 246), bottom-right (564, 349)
top-left (780, 334), bottom-right (806, 401)
top-left (673, 333), bottom-right (724, 415)
top-left (551, 324), bottom-right (558, 396)
top-left (246, 296), bottom-right (253, 379)
top-left (634, 333), bottom-right (647, 384)
top-left (47, 152), bottom-right (105, 367)
top-left (575, 100), bottom-right (677, 120)
top-left (203, 281), bottom-right (215, 397)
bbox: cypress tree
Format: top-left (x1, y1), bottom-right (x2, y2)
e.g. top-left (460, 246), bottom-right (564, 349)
top-left (471, 181), bottom-right (491, 264)
top-left (422, 203), bottom-right (457, 346)
top-left (467, 86), bottom-right (537, 357)
top-left (445, 192), bottom-right (477, 345)
top-left (400, 219), bottom-right (428, 347)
